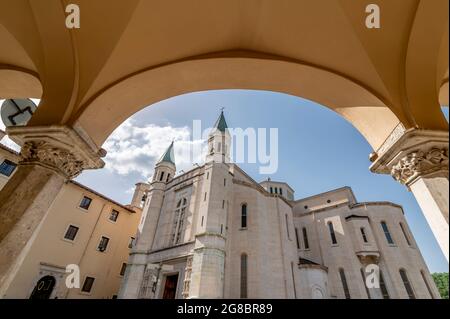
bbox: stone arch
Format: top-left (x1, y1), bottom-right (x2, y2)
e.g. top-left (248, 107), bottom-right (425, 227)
top-left (0, 22), bottom-right (42, 99)
top-left (74, 52), bottom-right (402, 151)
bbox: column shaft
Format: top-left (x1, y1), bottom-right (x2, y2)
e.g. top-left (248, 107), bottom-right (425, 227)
top-left (409, 176), bottom-right (449, 261)
top-left (0, 164), bottom-right (65, 295)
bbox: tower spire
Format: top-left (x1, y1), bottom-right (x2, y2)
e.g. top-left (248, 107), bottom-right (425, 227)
top-left (207, 109), bottom-right (231, 163)
top-left (157, 141), bottom-right (175, 165)
top-left (212, 108), bottom-right (228, 133)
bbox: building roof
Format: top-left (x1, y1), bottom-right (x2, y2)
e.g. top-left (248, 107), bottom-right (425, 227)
top-left (69, 180), bottom-right (136, 213)
top-left (157, 141), bottom-right (175, 165)
top-left (213, 110), bottom-right (228, 133)
top-left (259, 179), bottom-right (295, 193)
top-left (0, 143), bottom-right (20, 157)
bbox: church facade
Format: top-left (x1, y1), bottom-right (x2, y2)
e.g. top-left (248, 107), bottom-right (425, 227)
top-left (119, 113), bottom-right (440, 299)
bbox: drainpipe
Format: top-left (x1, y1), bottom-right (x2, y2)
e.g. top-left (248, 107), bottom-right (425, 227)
top-left (64, 202), bottom-right (106, 298)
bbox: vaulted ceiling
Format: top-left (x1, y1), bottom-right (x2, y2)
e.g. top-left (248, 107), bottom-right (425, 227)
top-left (0, 0), bottom-right (448, 149)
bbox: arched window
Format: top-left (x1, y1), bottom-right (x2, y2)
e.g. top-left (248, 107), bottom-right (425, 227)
top-left (295, 228), bottom-right (300, 249)
top-left (360, 268), bottom-right (371, 299)
top-left (159, 171), bottom-right (165, 181)
top-left (171, 198), bottom-right (188, 244)
top-left (240, 254), bottom-right (248, 298)
top-left (241, 204), bottom-right (247, 228)
top-left (285, 214), bottom-right (291, 240)
top-left (328, 222), bottom-right (337, 245)
top-left (360, 227), bottom-right (368, 243)
top-left (381, 222), bottom-right (394, 245)
top-left (420, 270), bottom-right (435, 299)
top-left (379, 270), bottom-right (390, 299)
top-left (399, 223), bottom-right (412, 246)
top-left (399, 269), bottom-right (415, 299)
top-left (339, 268), bottom-right (351, 299)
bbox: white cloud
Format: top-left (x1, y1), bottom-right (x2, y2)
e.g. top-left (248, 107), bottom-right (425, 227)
top-left (102, 119), bottom-right (207, 180)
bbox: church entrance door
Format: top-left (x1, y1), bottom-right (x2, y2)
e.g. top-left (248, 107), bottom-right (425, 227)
top-left (162, 274), bottom-right (178, 299)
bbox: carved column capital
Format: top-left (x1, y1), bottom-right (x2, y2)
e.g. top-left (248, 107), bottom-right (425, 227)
top-left (370, 128), bottom-right (449, 186)
top-left (391, 148), bottom-right (449, 185)
top-left (6, 125), bottom-right (105, 179)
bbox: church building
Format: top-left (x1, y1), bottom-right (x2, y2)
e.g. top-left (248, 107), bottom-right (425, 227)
top-left (119, 112), bottom-right (440, 299)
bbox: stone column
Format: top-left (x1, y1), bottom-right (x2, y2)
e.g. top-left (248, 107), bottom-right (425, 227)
top-left (0, 126), bottom-right (104, 296)
top-left (370, 127), bottom-right (449, 261)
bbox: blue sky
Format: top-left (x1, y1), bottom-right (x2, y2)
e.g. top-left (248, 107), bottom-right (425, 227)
top-left (1, 92), bottom-right (448, 273)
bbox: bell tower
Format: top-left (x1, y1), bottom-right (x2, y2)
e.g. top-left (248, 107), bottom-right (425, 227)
top-left (152, 141), bottom-right (176, 183)
top-left (119, 142), bottom-right (176, 299)
top-left (206, 110), bottom-right (231, 164)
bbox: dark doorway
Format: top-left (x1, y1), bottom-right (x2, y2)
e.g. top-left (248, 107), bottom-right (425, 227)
top-left (30, 275), bottom-right (56, 299)
top-left (162, 274), bottom-right (178, 299)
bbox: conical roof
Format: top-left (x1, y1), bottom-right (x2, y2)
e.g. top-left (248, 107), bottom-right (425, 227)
top-left (157, 141), bottom-right (175, 165)
top-left (213, 110), bottom-right (228, 132)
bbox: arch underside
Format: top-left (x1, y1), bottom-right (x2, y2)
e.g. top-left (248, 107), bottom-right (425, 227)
top-left (0, 0), bottom-right (448, 152)
top-left (75, 53), bottom-right (401, 151)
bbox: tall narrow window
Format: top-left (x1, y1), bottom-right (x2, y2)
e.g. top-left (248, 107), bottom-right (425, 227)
top-left (420, 270), bottom-right (435, 299)
top-left (399, 269), bottom-right (415, 299)
top-left (240, 254), bottom-right (248, 298)
top-left (291, 262), bottom-right (297, 299)
top-left (159, 171), bottom-right (165, 181)
top-left (328, 222), bottom-right (337, 245)
top-left (119, 263), bottom-right (127, 276)
top-left (381, 222), bottom-right (394, 245)
top-left (285, 214), bottom-right (291, 240)
top-left (280, 188), bottom-right (283, 196)
top-left (302, 227), bottom-right (310, 249)
top-left (360, 268), bottom-right (371, 299)
top-left (339, 268), bottom-right (351, 299)
top-left (270, 187), bottom-right (273, 194)
top-left (295, 228), bottom-right (300, 249)
top-left (379, 270), bottom-right (390, 299)
top-left (241, 204), bottom-right (247, 228)
top-left (171, 198), bottom-right (188, 245)
top-left (360, 227), bottom-right (368, 243)
top-left (399, 223), bottom-right (412, 246)
top-left (166, 174), bottom-right (171, 182)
